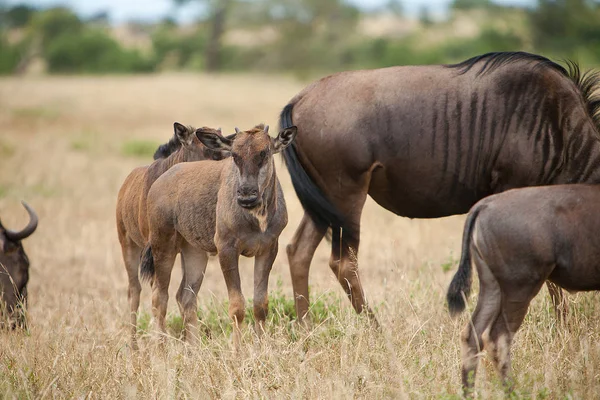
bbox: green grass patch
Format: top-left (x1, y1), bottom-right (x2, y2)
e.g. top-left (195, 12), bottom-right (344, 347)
top-left (441, 254), bottom-right (458, 273)
top-left (30, 183), bottom-right (57, 198)
top-left (138, 281), bottom-right (348, 342)
top-left (70, 129), bottom-right (104, 152)
top-left (120, 139), bottom-right (160, 158)
top-left (12, 107), bottom-right (60, 121)
top-left (0, 184), bottom-right (9, 198)
top-left (0, 139), bottom-right (15, 158)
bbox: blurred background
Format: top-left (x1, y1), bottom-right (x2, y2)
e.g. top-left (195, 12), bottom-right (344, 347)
top-left (1, 0), bottom-right (600, 78)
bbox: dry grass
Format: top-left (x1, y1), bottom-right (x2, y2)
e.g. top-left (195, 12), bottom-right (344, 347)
top-left (0, 72), bottom-right (599, 399)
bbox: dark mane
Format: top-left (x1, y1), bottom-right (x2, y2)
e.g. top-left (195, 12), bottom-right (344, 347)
top-left (448, 51), bottom-right (600, 135)
top-left (152, 125), bottom-right (196, 160)
top-left (446, 51), bottom-right (568, 77)
top-left (565, 61), bottom-right (600, 133)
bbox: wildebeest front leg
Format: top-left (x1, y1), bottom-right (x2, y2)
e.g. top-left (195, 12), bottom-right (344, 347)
top-left (286, 213), bottom-right (326, 324)
top-left (176, 241), bottom-right (209, 345)
top-left (253, 242), bottom-right (278, 337)
top-left (218, 246), bottom-right (245, 351)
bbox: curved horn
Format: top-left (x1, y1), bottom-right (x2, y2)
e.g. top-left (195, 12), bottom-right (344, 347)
top-left (264, 125), bottom-right (269, 133)
top-left (5, 201), bottom-right (38, 241)
top-left (235, 127), bottom-right (240, 133)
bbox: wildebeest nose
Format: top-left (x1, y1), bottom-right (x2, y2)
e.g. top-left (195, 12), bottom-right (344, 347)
top-left (237, 195), bottom-right (259, 208)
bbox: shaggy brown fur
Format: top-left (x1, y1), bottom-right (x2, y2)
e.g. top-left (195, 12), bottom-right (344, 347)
top-left (141, 124), bottom-right (296, 348)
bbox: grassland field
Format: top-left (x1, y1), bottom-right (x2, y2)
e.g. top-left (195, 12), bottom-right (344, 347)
top-left (0, 73), bottom-right (599, 399)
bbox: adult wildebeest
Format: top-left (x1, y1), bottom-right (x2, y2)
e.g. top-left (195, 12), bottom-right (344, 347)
top-left (116, 122), bottom-right (232, 347)
top-left (446, 184), bottom-right (600, 395)
top-left (140, 124), bottom-right (296, 348)
top-left (281, 51), bottom-right (600, 323)
top-left (0, 201), bottom-right (38, 328)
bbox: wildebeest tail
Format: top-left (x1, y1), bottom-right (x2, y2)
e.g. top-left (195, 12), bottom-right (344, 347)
top-left (280, 103), bottom-right (354, 241)
top-left (446, 205), bottom-right (484, 317)
top-left (140, 244), bottom-right (155, 283)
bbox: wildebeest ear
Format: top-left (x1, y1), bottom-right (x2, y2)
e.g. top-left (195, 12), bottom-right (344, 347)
top-left (196, 128), bottom-right (234, 152)
top-left (273, 126), bottom-right (297, 153)
top-left (174, 122), bottom-right (194, 146)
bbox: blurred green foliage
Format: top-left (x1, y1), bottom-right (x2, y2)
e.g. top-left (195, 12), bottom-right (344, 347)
top-left (0, 0), bottom-right (599, 76)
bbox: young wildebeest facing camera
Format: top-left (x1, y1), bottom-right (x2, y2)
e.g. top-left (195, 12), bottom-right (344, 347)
top-left (0, 201), bottom-right (38, 329)
top-left (116, 122), bottom-right (232, 348)
top-left (141, 124), bottom-right (296, 348)
top-left (447, 184), bottom-right (600, 396)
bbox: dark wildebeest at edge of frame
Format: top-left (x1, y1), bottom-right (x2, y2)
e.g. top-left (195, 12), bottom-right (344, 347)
top-left (281, 51), bottom-right (600, 324)
top-left (116, 123), bottom-right (233, 348)
top-left (0, 201), bottom-right (38, 329)
top-left (140, 124), bottom-right (297, 349)
top-left (447, 184), bottom-right (600, 395)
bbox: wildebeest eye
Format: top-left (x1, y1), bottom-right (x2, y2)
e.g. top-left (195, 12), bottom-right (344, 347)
top-left (232, 153), bottom-right (241, 164)
top-left (260, 150), bottom-right (267, 158)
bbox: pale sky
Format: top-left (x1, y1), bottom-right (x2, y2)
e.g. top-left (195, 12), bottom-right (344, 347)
top-left (5, 0), bottom-right (534, 23)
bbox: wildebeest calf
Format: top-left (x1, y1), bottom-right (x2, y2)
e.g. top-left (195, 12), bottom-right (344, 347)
top-left (447, 184), bottom-right (600, 395)
top-left (141, 124), bottom-right (297, 348)
top-left (0, 201), bottom-right (37, 328)
top-left (116, 122), bottom-right (231, 348)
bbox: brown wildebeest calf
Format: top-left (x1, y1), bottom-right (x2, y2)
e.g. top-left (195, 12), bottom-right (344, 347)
top-left (447, 184), bottom-right (600, 395)
top-left (0, 201), bottom-right (38, 329)
top-left (141, 124), bottom-right (296, 348)
top-left (116, 122), bottom-right (231, 347)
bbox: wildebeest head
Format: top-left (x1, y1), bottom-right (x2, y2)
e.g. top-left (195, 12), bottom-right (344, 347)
top-left (197, 124), bottom-right (297, 209)
top-left (154, 122), bottom-right (234, 161)
top-left (0, 201), bottom-right (37, 328)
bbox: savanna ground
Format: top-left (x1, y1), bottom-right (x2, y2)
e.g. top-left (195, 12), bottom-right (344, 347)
top-left (0, 72), bottom-right (599, 399)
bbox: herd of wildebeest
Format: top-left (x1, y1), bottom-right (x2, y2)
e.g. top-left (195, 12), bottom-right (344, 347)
top-left (3, 51), bottom-right (600, 395)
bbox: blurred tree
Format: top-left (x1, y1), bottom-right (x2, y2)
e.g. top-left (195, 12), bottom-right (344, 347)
top-left (174, 0), bottom-right (233, 71)
top-left (451, 0), bottom-right (492, 10)
top-left (385, 0), bottom-right (403, 16)
top-left (2, 4), bottom-right (36, 28)
top-left (530, 0), bottom-right (600, 58)
top-left (419, 5), bottom-right (433, 26)
top-left (28, 7), bottom-right (83, 48)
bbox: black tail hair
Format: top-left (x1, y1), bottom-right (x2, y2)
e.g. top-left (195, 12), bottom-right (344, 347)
top-left (446, 205), bottom-right (484, 317)
top-left (280, 103), bottom-right (355, 242)
top-left (140, 244), bottom-right (155, 283)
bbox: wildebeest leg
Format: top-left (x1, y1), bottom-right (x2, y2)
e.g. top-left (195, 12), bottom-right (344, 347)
top-left (253, 242), bottom-right (279, 337)
top-left (461, 252), bottom-right (502, 397)
top-left (218, 246), bottom-right (245, 351)
top-left (176, 242), bottom-right (208, 345)
top-left (546, 281), bottom-right (568, 323)
top-left (120, 238), bottom-right (142, 349)
top-left (328, 191), bottom-right (376, 322)
top-left (486, 281), bottom-right (544, 393)
top-left (150, 242), bottom-right (178, 339)
top-left (286, 213), bottom-right (326, 324)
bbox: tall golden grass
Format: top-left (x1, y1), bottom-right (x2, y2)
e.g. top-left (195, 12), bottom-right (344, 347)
top-left (0, 73), bottom-right (599, 398)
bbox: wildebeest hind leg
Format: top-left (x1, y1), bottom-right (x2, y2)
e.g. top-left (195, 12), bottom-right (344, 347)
top-left (176, 242), bottom-right (208, 345)
top-left (486, 281), bottom-right (544, 393)
top-left (461, 251), bottom-right (502, 397)
top-left (328, 191), bottom-right (377, 324)
top-left (286, 213), bottom-right (326, 325)
top-left (150, 242), bottom-right (178, 340)
top-left (121, 238), bottom-right (142, 349)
